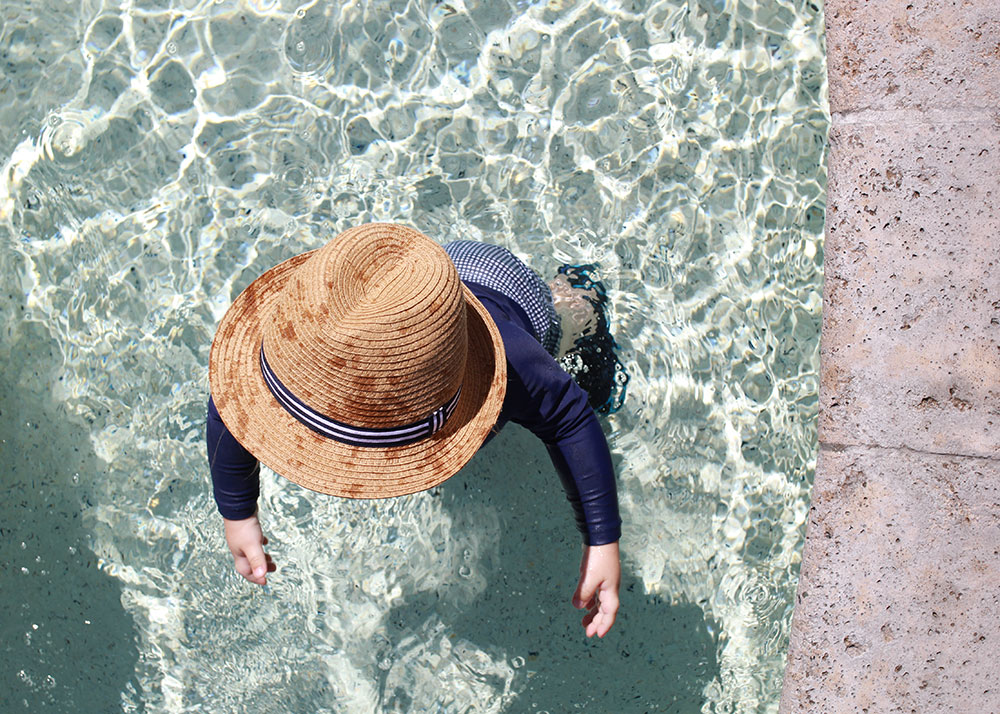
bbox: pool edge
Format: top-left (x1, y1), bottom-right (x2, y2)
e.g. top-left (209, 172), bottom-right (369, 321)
top-left (779, 1), bottom-right (1000, 711)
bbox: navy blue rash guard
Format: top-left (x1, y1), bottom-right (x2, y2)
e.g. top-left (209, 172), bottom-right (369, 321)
top-left (207, 282), bottom-right (622, 546)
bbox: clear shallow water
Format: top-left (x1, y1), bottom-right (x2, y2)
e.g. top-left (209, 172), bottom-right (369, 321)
top-left (0, 0), bottom-right (826, 711)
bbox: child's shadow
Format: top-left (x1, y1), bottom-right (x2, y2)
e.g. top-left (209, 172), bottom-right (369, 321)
top-left (381, 425), bottom-right (719, 713)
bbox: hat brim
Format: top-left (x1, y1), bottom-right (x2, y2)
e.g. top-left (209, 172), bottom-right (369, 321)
top-left (208, 250), bottom-right (507, 498)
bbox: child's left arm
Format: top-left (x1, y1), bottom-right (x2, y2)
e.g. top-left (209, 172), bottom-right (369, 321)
top-left (573, 541), bottom-right (620, 638)
top-left (492, 319), bottom-right (622, 636)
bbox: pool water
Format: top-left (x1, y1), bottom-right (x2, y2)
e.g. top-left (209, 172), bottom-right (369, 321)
top-left (0, 0), bottom-right (826, 711)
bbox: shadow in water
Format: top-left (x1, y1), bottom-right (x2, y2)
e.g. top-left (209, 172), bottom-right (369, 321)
top-left (0, 322), bottom-right (141, 712)
top-left (381, 425), bottom-right (719, 713)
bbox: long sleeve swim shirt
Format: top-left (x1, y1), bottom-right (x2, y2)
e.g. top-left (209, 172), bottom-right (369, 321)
top-left (207, 282), bottom-right (622, 546)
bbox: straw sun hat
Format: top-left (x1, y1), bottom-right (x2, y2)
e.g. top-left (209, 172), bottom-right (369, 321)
top-left (209, 223), bottom-right (507, 498)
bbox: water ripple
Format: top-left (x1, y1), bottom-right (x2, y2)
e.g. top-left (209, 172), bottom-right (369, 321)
top-left (282, 5), bottom-right (336, 78)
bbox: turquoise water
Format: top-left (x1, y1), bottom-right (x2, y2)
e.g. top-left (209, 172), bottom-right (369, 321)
top-left (0, 0), bottom-right (826, 711)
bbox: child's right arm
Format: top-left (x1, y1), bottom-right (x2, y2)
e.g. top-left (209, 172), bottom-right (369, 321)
top-left (208, 396), bottom-right (273, 586)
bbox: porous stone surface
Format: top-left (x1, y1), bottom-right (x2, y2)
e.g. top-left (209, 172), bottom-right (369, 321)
top-left (781, 0), bottom-right (1000, 710)
top-left (825, 0), bottom-right (1000, 112)
top-left (781, 447), bottom-right (1000, 712)
top-left (820, 119), bottom-right (1000, 458)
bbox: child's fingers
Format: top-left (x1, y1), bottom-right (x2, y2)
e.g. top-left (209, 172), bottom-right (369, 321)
top-left (574, 543), bottom-right (621, 635)
top-left (222, 516), bottom-right (272, 586)
top-left (245, 542), bottom-right (269, 583)
top-left (579, 581), bottom-right (619, 637)
top-left (572, 573), bottom-right (599, 609)
top-left (582, 610), bottom-right (607, 637)
top-left (582, 606), bottom-right (616, 638)
top-left (231, 546), bottom-right (269, 585)
top-left (598, 581), bottom-right (619, 619)
top-left (233, 553), bottom-right (252, 579)
top-left (233, 552), bottom-right (266, 585)
top-left (593, 593), bottom-right (619, 637)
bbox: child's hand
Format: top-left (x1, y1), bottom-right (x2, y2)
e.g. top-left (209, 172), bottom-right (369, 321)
top-left (572, 541), bottom-right (620, 638)
top-left (223, 514), bottom-right (275, 586)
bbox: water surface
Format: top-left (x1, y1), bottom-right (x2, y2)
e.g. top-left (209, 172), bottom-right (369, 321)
top-left (0, 0), bottom-right (826, 711)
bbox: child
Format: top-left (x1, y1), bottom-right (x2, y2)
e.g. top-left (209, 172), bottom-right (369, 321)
top-left (207, 223), bottom-right (625, 638)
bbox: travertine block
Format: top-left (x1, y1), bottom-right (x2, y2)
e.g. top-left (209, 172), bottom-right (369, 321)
top-left (781, 446), bottom-right (1000, 713)
top-left (825, 0), bottom-right (1000, 112)
top-left (820, 120), bottom-right (1000, 457)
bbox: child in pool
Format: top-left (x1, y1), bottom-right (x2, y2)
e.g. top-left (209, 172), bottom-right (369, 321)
top-left (207, 224), bottom-right (627, 638)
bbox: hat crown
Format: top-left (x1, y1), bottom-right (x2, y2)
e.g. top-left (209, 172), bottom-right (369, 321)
top-left (262, 224), bottom-right (467, 428)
